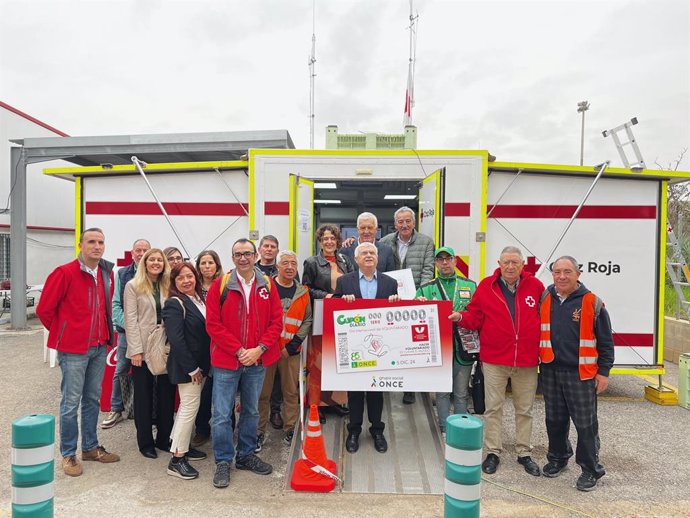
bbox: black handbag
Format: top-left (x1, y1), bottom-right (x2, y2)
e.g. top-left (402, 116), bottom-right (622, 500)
top-left (471, 362), bottom-right (485, 415)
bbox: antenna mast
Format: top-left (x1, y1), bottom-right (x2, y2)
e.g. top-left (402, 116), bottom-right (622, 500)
top-left (309, 0), bottom-right (316, 149)
top-left (404, 0), bottom-right (418, 127)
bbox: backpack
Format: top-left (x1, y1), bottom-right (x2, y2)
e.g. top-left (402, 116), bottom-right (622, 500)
top-left (219, 269), bottom-right (272, 308)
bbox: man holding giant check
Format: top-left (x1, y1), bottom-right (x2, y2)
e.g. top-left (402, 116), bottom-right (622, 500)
top-left (333, 242), bottom-right (400, 454)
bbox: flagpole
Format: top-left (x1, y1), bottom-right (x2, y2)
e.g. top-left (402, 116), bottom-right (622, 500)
top-left (404, 0), bottom-right (418, 127)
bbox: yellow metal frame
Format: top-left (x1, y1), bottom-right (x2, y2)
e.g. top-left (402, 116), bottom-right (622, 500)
top-left (74, 177), bottom-right (82, 256)
top-left (420, 169), bottom-right (443, 246)
top-left (288, 175), bottom-right (315, 255)
top-left (491, 161), bottom-right (690, 182)
top-left (657, 181), bottom-right (669, 367)
top-left (249, 148), bottom-right (489, 279)
top-left (44, 160), bottom-right (248, 179)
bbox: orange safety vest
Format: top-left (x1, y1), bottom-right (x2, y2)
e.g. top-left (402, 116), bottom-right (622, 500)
top-left (539, 292), bottom-right (599, 380)
top-left (279, 290), bottom-right (310, 350)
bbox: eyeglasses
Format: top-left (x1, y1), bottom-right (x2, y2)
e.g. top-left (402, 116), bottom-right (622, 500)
top-left (232, 251), bottom-right (255, 259)
top-left (168, 256), bottom-right (183, 263)
top-left (435, 256), bottom-right (454, 263)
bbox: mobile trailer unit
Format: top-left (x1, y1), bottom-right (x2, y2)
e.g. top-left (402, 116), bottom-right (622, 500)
top-left (45, 149), bottom-right (690, 376)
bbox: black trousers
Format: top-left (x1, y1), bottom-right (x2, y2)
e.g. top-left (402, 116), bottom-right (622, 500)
top-left (270, 369), bottom-right (283, 415)
top-left (347, 391), bottom-right (384, 434)
top-left (541, 367), bottom-right (604, 477)
top-left (132, 363), bottom-right (176, 451)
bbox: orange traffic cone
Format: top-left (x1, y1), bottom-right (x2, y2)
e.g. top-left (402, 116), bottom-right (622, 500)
top-left (290, 404), bottom-right (338, 492)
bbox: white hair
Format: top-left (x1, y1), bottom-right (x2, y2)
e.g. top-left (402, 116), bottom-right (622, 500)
top-left (357, 212), bottom-right (378, 227)
top-left (500, 246), bottom-right (523, 260)
top-left (394, 206), bottom-right (415, 224)
top-left (354, 242), bottom-right (378, 257)
top-left (276, 250), bottom-right (298, 263)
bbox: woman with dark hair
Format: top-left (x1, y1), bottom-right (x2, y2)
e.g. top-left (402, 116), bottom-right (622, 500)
top-left (191, 249), bottom-right (224, 448)
top-left (163, 262), bottom-right (211, 480)
top-left (196, 250), bottom-right (223, 300)
top-left (164, 247), bottom-right (184, 268)
top-left (124, 248), bottom-right (175, 458)
top-left (302, 223), bottom-right (354, 422)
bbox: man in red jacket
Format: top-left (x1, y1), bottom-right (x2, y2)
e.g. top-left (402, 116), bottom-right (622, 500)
top-left (450, 246), bottom-right (544, 477)
top-left (206, 238), bottom-right (283, 489)
top-left (37, 228), bottom-right (120, 477)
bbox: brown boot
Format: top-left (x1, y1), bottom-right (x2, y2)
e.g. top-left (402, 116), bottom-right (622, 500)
top-left (82, 446), bottom-right (120, 463)
top-left (62, 455), bottom-right (83, 477)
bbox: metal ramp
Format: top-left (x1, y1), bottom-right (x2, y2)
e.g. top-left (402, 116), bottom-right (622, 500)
top-left (285, 393), bottom-right (445, 494)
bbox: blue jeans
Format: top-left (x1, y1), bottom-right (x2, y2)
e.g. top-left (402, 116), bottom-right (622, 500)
top-left (109, 332), bottom-right (131, 412)
top-left (436, 361), bottom-right (473, 430)
top-left (58, 346), bottom-right (107, 457)
top-left (212, 364), bottom-right (266, 462)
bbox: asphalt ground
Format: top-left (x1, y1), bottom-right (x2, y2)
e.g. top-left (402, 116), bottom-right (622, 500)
top-left (1, 320), bottom-right (689, 518)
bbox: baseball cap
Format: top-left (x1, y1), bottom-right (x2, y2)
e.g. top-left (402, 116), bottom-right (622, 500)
top-left (434, 246), bottom-right (455, 257)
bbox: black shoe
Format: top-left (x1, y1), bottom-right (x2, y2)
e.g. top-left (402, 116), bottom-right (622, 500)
top-left (186, 447), bottom-right (207, 461)
top-left (254, 434), bottom-right (265, 454)
top-left (235, 454), bottom-right (273, 475)
top-left (167, 456), bottom-right (199, 480)
top-left (576, 472), bottom-right (598, 492)
top-left (371, 432), bottom-right (388, 453)
top-left (330, 405), bottom-right (350, 417)
top-left (402, 392), bottom-right (416, 405)
top-left (318, 408), bottom-right (327, 424)
top-left (213, 461), bottom-right (230, 488)
top-left (542, 461), bottom-right (568, 478)
top-left (345, 432), bottom-right (360, 453)
top-left (283, 430), bottom-right (294, 446)
top-left (482, 453), bottom-right (500, 474)
top-left (270, 413), bottom-right (284, 430)
top-left (517, 456), bottom-right (541, 477)
top-left (141, 447), bottom-right (157, 459)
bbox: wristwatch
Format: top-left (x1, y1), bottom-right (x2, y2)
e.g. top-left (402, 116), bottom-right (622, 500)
top-left (259, 344), bottom-right (269, 354)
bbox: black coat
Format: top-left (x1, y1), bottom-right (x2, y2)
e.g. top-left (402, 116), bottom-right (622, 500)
top-left (339, 240), bottom-right (396, 274)
top-left (334, 271), bottom-right (399, 299)
top-left (163, 296), bottom-right (211, 385)
top-left (302, 252), bottom-right (354, 300)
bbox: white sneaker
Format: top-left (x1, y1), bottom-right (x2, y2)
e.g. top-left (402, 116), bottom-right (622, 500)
top-left (101, 411), bottom-right (123, 429)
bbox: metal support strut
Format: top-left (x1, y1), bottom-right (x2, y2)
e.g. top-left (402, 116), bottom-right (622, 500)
top-left (131, 156), bottom-right (191, 259)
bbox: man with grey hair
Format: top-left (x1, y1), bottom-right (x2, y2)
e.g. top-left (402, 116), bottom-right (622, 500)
top-left (340, 212), bottom-right (395, 273)
top-left (256, 250), bottom-right (312, 449)
top-left (379, 206), bottom-right (435, 404)
top-left (102, 238), bottom-right (151, 429)
top-left (379, 206), bottom-right (435, 287)
top-left (450, 246), bottom-right (544, 477)
top-left (539, 255), bottom-right (614, 491)
top-left (334, 242), bottom-right (399, 454)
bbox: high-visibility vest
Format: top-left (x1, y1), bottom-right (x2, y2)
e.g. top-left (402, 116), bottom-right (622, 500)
top-left (279, 290), bottom-right (310, 350)
top-left (539, 292), bottom-right (600, 380)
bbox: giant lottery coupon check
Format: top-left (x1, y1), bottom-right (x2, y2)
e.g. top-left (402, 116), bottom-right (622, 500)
top-left (334, 303), bottom-right (442, 373)
top-left (321, 298), bottom-right (454, 392)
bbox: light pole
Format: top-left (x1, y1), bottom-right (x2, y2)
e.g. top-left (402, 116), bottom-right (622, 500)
top-left (577, 101), bottom-right (590, 166)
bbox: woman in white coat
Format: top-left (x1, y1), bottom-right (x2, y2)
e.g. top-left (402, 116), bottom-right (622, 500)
top-left (124, 248), bottom-right (175, 458)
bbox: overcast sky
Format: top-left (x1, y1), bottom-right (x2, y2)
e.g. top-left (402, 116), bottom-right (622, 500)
top-left (1, 0), bottom-right (688, 169)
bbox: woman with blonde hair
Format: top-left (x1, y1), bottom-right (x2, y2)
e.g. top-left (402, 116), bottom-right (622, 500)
top-left (124, 248), bottom-right (176, 458)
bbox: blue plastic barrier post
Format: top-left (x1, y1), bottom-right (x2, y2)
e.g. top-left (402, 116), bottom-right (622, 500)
top-left (444, 414), bottom-right (483, 518)
top-left (11, 414), bottom-right (55, 518)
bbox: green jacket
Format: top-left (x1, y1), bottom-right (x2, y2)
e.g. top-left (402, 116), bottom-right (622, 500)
top-left (416, 274), bottom-right (477, 364)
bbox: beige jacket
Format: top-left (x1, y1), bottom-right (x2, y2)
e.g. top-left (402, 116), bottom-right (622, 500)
top-left (123, 281), bottom-right (166, 359)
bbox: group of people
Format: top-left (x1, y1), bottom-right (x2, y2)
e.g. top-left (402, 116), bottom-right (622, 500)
top-left (37, 203), bottom-right (614, 493)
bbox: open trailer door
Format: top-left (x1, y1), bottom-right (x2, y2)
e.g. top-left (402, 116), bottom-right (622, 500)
top-left (289, 174), bottom-right (314, 275)
top-left (418, 167), bottom-right (445, 246)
